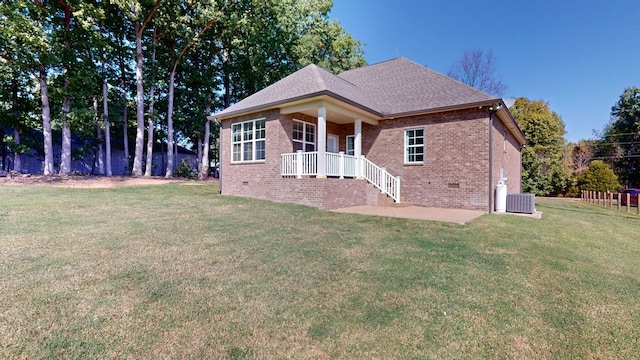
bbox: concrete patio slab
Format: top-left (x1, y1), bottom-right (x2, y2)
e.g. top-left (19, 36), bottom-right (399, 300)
top-left (331, 205), bottom-right (486, 224)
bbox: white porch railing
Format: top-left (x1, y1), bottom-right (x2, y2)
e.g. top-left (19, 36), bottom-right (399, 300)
top-left (361, 156), bottom-right (401, 203)
top-left (281, 151), bottom-right (401, 203)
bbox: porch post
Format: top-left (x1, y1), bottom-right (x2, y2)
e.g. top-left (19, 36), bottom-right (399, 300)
top-left (317, 106), bottom-right (327, 178)
top-left (296, 150), bottom-right (303, 179)
top-left (339, 151), bottom-right (345, 179)
top-left (354, 119), bottom-right (362, 179)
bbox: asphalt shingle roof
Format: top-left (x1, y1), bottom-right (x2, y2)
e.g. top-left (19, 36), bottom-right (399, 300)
top-left (338, 57), bottom-right (498, 115)
top-left (213, 57), bottom-right (500, 119)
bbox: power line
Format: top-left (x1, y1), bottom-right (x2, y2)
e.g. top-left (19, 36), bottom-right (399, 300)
top-left (593, 155), bottom-right (640, 159)
top-left (601, 132), bottom-right (640, 138)
top-left (595, 141), bottom-right (640, 146)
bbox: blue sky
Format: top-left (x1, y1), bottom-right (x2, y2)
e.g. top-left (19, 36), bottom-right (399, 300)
top-left (330, 0), bottom-right (639, 142)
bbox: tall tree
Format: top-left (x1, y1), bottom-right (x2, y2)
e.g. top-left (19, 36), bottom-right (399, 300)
top-left (157, 0), bottom-right (225, 178)
top-left (293, 0), bottom-right (366, 74)
top-left (100, 39), bottom-right (113, 176)
top-left (448, 49), bottom-right (507, 97)
top-left (0, 19), bottom-right (37, 173)
top-left (127, 0), bottom-right (161, 176)
top-left (605, 86), bottom-right (640, 187)
top-left (510, 97), bottom-right (572, 196)
top-left (144, 27), bottom-right (158, 177)
top-left (1, 0), bottom-right (57, 175)
top-left (57, 0), bottom-right (73, 175)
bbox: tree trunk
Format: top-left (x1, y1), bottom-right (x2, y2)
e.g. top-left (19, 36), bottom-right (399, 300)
top-left (103, 91), bottom-right (112, 177)
top-left (11, 77), bottom-right (21, 173)
top-left (13, 125), bottom-right (21, 173)
top-left (59, 1), bottom-right (72, 176)
top-left (40, 66), bottom-right (54, 176)
top-left (60, 98), bottom-right (71, 175)
top-left (121, 69), bottom-right (129, 175)
top-left (94, 96), bottom-right (104, 174)
top-left (144, 85), bottom-right (154, 176)
top-left (132, 20), bottom-right (145, 176)
top-left (199, 119), bottom-right (211, 180)
top-left (102, 53), bottom-right (112, 176)
top-left (165, 69), bottom-right (176, 178)
top-left (196, 135), bottom-right (202, 174)
top-left (144, 28), bottom-right (157, 177)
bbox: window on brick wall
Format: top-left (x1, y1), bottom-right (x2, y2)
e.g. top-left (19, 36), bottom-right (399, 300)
top-left (346, 135), bottom-right (355, 155)
top-left (293, 120), bottom-right (315, 152)
top-left (231, 118), bottom-right (266, 162)
top-left (405, 128), bottom-right (424, 163)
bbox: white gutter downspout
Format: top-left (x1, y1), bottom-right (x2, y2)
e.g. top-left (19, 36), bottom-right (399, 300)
top-left (488, 104), bottom-right (501, 214)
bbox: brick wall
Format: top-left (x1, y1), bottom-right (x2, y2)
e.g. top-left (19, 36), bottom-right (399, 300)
top-left (219, 107), bottom-right (522, 211)
top-left (490, 114), bottom-right (523, 209)
top-left (362, 108), bottom-right (495, 210)
top-left (220, 110), bottom-right (379, 209)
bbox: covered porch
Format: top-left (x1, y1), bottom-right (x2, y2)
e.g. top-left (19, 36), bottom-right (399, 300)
top-left (278, 99), bottom-right (401, 203)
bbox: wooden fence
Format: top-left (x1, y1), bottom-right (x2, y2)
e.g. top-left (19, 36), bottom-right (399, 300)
top-left (580, 190), bottom-right (639, 215)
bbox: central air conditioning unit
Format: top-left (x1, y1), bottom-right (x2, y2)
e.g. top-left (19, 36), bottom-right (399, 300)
top-left (506, 194), bottom-right (535, 214)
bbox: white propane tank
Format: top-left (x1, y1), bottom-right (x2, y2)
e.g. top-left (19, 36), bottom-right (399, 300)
top-left (496, 181), bottom-right (507, 212)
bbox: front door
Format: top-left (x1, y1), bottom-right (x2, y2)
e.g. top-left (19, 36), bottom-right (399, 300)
top-left (327, 134), bottom-right (339, 153)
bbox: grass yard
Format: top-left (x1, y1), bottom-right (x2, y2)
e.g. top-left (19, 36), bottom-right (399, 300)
top-left (1, 183), bottom-right (639, 359)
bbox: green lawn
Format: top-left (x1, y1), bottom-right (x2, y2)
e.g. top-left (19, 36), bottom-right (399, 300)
top-left (1, 183), bottom-right (638, 359)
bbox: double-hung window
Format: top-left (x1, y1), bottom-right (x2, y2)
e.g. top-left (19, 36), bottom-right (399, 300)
top-left (405, 128), bottom-right (424, 163)
top-left (231, 118), bottom-right (265, 162)
top-left (346, 135), bottom-right (355, 156)
top-left (293, 120), bottom-right (316, 152)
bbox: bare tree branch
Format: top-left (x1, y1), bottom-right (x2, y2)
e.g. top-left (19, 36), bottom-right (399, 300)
top-left (448, 49), bottom-right (507, 97)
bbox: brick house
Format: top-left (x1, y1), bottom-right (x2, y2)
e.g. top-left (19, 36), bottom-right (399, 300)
top-left (209, 57), bottom-right (525, 211)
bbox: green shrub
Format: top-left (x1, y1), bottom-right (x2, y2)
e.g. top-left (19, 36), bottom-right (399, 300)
top-left (578, 160), bottom-right (621, 192)
top-left (175, 158), bottom-right (196, 179)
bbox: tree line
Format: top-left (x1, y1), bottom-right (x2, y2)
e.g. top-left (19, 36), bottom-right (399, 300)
top-left (0, 0), bottom-right (365, 178)
top-left (508, 88), bottom-right (640, 196)
top-left (449, 49), bottom-right (637, 196)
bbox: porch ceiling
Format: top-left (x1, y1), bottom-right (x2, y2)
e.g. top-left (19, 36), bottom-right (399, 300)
top-left (280, 97), bottom-right (379, 125)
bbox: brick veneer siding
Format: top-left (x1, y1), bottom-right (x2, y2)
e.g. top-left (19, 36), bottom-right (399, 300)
top-left (362, 108), bottom-right (500, 210)
top-left (490, 114), bottom-right (522, 211)
top-left (219, 108), bottom-right (522, 211)
top-left (219, 110), bottom-right (379, 209)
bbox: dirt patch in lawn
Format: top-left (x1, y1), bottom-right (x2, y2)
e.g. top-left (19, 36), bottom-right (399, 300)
top-left (0, 174), bottom-right (212, 188)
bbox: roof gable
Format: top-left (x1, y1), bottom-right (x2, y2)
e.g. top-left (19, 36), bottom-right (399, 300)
top-left (213, 64), bottom-right (379, 119)
top-left (212, 57), bottom-right (500, 120)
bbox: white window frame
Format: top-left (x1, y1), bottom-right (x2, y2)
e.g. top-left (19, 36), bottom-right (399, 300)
top-left (293, 119), bottom-right (316, 152)
top-left (231, 118), bottom-right (266, 162)
top-left (404, 128), bottom-right (424, 164)
top-left (346, 135), bottom-right (355, 156)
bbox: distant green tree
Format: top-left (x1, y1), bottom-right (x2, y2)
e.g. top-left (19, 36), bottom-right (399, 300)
top-left (293, 0), bottom-right (366, 74)
top-left (603, 86), bottom-right (640, 187)
top-left (578, 160), bottom-right (620, 193)
top-left (510, 97), bottom-right (572, 196)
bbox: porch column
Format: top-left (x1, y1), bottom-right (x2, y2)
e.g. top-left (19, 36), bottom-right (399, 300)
top-left (317, 106), bottom-right (327, 178)
top-left (354, 119), bottom-right (362, 179)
